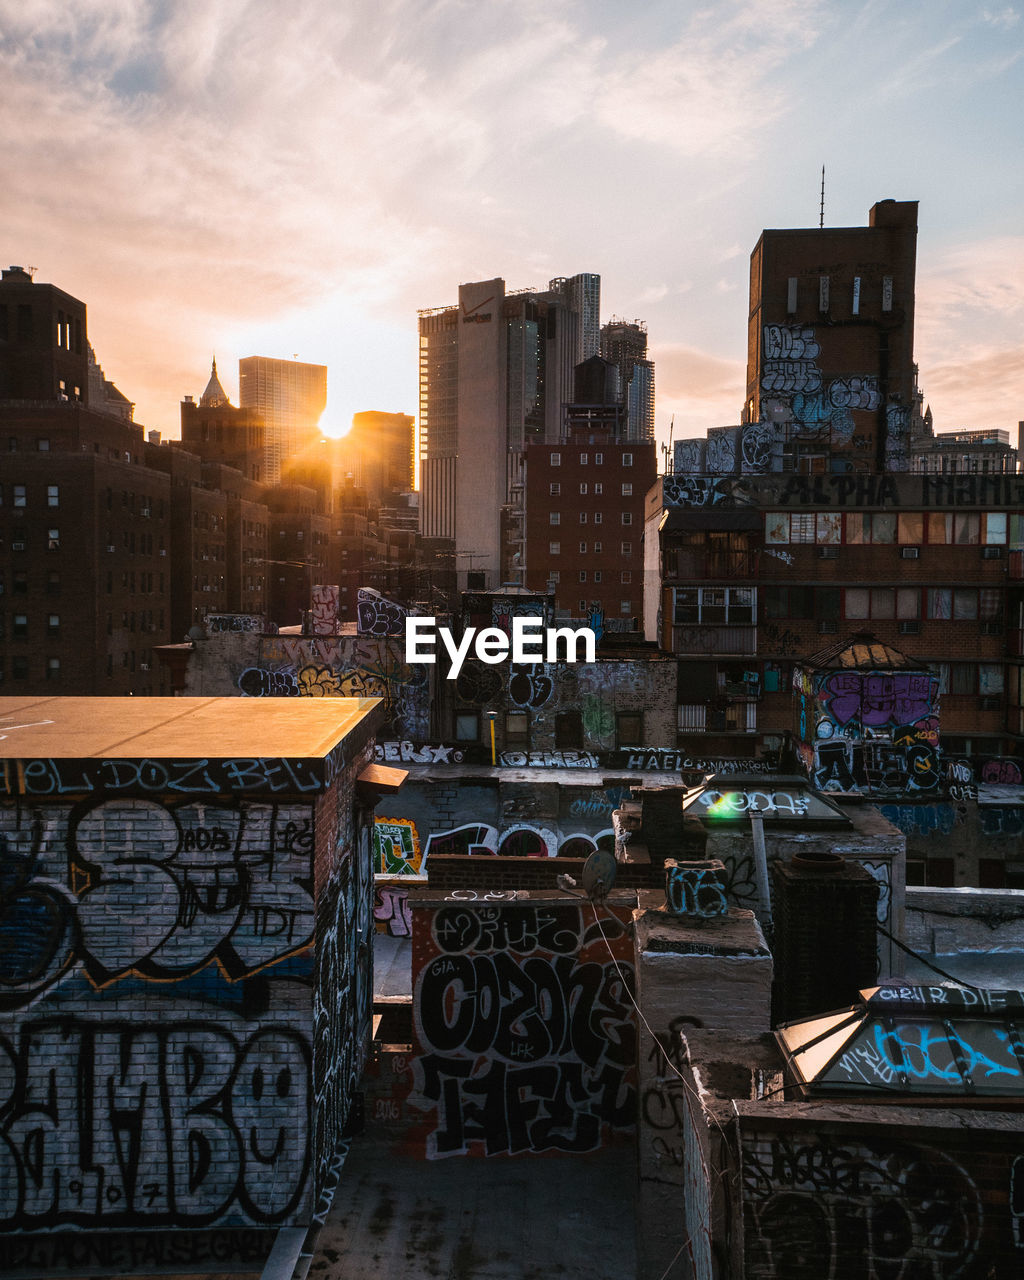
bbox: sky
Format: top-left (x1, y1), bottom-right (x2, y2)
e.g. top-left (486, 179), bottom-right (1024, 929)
top-left (2, 0), bottom-right (1022, 457)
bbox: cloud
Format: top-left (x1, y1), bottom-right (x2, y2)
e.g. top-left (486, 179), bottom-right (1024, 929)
top-left (651, 343), bottom-right (746, 437)
top-left (916, 235), bottom-right (1024, 430)
top-left (981, 6), bottom-right (1020, 28)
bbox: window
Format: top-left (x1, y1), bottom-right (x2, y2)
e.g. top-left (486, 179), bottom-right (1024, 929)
top-left (595, 453), bottom-right (603, 465)
top-left (580, 452), bottom-right (588, 465)
top-left (621, 483), bottom-right (633, 496)
top-left (549, 541), bottom-right (560, 555)
top-left (898, 512), bottom-right (924, 544)
top-left (579, 542), bottom-right (587, 553)
top-left (555, 710), bottom-right (584, 749)
top-left (47, 485), bottom-right (59, 507)
top-left (594, 512), bottom-right (602, 524)
top-left (616, 711), bottom-right (644, 747)
top-left (594, 483), bottom-right (603, 495)
top-left (37, 438), bottom-right (49, 452)
top-left (767, 512), bottom-right (838, 544)
top-left (548, 570), bottom-right (560, 583)
top-left (927, 588), bottom-right (951, 620)
top-left (549, 512), bottom-right (561, 525)
top-left (549, 482), bottom-right (561, 495)
top-left (580, 512), bottom-right (587, 524)
top-left (455, 713), bottom-right (479, 741)
top-left (980, 663), bottom-right (1005, 694)
top-left (13, 485), bottom-right (26, 507)
top-left (579, 483), bottom-right (588, 495)
top-left (985, 513), bottom-right (1007, 545)
top-left (673, 587), bottom-right (754, 625)
top-left (620, 600), bottom-right (631, 614)
top-left (621, 570), bottom-right (632, 583)
top-left (47, 614), bottom-right (60, 634)
top-left (927, 513), bottom-right (951, 544)
top-left (621, 512), bottom-right (632, 525)
top-left (623, 453), bottom-right (633, 466)
top-left (47, 529), bottom-right (59, 551)
top-left (46, 657), bottom-right (60, 680)
top-left (765, 586), bottom-right (815, 619)
top-left (846, 513), bottom-right (896, 544)
top-left (579, 599), bottom-right (588, 612)
top-left (13, 571), bottom-right (27, 595)
top-left (621, 541), bottom-right (632, 555)
top-left (13, 614), bottom-right (27, 637)
top-left (954, 513), bottom-right (980, 544)
top-left (951, 664), bottom-right (976, 696)
top-left (980, 589), bottom-right (1002, 620)
top-left (579, 570), bottom-right (587, 582)
top-left (506, 712), bottom-right (529, 744)
top-left (551, 452), bottom-right (561, 467)
top-left (845, 588), bottom-right (920, 620)
top-left (593, 541), bottom-right (602, 553)
top-left (12, 656), bottom-right (28, 681)
top-left (594, 570), bottom-right (602, 583)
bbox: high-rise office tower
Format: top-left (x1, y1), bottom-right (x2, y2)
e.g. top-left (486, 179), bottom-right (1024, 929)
top-left (744, 198), bottom-right (918, 472)
top-left (549, 273), bottom-right (601, 366)
top-left (418, 274), bottom-right (598, 588)
top-left (600, 319), bottom-right (655, 443)
top-left (238, 355), bottom-right (327, 484)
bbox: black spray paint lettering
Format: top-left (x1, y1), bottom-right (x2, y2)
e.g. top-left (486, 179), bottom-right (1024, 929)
top-left (0, 1021), bottom-right (311, 1229)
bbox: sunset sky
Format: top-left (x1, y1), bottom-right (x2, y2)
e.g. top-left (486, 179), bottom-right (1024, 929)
top-left (2, 0), bottom-right (1022, 453)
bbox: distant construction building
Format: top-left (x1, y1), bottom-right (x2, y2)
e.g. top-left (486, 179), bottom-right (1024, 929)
top-left (239, 355), bottom-right (327, 484)
top-left (600, 318), bottom-right (655, 443)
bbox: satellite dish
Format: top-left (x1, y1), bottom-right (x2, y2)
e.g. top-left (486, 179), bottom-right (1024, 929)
top-left (581, 849), bottom-right (617, 903)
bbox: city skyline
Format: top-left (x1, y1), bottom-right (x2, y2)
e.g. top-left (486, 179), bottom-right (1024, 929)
top-left (2, 1), bottom-right (1022, 448)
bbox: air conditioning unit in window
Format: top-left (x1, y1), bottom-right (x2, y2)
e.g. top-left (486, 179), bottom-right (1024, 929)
top-left (899, 621), bottom-right (921, 635)
top-left (11, 541), bottom-right (25, 552)
top-left (817, 546), bottom-right (839, 559)
top-left (982, 546), bottom-right (1003, 559)
top-left (139, 663), bottom-right (150, 671)
top-left (159, 549), bottom-right (167, 556)
top-left (818, 620), bottom-right (838, 633)
top-left (900, 546), bottom-right (920, 559)
top-left (979, 695), bottom-right (1001, 711)
top-left (981, 621), bottom-right (1004, 635)
top-left (107, 545), bottom-right (116, 552)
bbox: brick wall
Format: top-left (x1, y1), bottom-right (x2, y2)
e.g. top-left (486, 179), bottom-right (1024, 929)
top-left (406, 890), bottom-right (637, 1157)
top-left (739, 1109), bottom-right (1024, 1279)
top-left (0, 751), bottom-right (373, 1239)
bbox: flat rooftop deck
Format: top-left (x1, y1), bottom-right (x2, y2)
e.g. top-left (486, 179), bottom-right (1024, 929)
top-left (313, 1136), bottom-right (637, 1280)
top-left (0, 696), bottom-right (381, 760)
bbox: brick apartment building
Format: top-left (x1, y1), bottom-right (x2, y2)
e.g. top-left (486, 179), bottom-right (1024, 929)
top-left (524, 426), bottom-right (656, 624)
top-left (646, 470), bottom-right (1023, 763)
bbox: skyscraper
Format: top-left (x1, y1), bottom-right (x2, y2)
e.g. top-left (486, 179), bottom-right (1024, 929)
top-left (418, 273), bottom-right (599, 588)
top-left (600, 319), bottom-right (655, 444)
top-left (238, 355), bottom-right (327, 484)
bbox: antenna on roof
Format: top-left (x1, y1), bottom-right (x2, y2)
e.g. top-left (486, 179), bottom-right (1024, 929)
top-left (819, 165), bottom-right (825, 229)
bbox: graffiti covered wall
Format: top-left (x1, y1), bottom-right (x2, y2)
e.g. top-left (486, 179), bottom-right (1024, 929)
top-left (184, 630), bottom-right (435, 742)
top-left (454, 656), bottom-right (676, 754)
top-left (797, 666), bottom-right (941, 797)
top-left (408, 894), bottom-right (636, 1158)
top-left (740, 1115), bottom-right (1024, 1279)
top-left (0, 744), bottom-right (374, 1236)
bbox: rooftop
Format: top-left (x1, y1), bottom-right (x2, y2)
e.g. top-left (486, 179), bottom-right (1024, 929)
top-left (0, 697), bottom-right (382, 785)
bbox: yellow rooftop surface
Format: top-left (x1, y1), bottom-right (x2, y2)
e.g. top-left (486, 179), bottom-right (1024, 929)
top-left (0, 696), bottom-right (382, 760)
